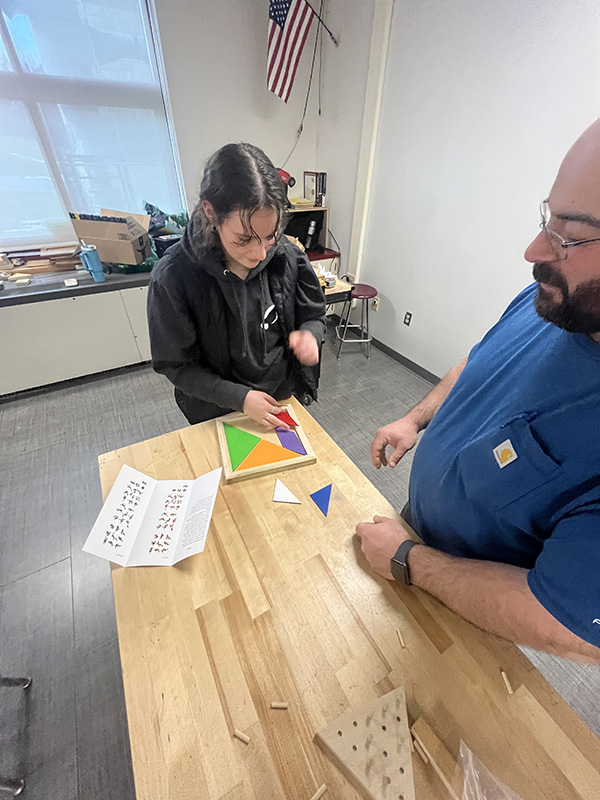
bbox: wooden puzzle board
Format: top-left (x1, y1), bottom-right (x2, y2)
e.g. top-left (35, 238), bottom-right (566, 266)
top-left (314, 686), bottom-right (415, 800)
top-left (215, 404), bottom-right (316, 483)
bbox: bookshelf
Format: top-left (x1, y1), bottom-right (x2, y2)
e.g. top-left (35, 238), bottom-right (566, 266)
top-left (284, 206), bottom-right (340, 273)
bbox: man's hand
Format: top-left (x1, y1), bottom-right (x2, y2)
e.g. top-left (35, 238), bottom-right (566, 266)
top-left (289, 330), bottom-right (319, 365)
top-left (371, 417), bottom-right (420, 468)
top-left (243, 390), bottom-right (290, 429)
top-left (370, 357), bottom-right (468, 469)
top-left (355, 515), bottom-right (413, 580)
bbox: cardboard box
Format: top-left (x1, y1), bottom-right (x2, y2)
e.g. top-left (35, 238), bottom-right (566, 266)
top-left (101, 208), bottom-right (150, 232)
top-left (69, 210), bottom-right (152, 265)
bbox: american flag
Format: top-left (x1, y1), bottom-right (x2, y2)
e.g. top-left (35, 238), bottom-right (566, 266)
top-left (268, 0), bottom-right (316, 103)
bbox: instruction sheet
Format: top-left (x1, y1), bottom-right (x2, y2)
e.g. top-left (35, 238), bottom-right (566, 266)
top-left (83, 464), bottom-right (222, 566)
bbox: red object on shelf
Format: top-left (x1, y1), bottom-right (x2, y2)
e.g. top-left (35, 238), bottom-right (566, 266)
top-left (305, 248), bottom-right (340, 262)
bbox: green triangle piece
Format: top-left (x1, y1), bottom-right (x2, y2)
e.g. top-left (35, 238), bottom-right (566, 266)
top-left (223, 423), bottom-right (262, 470)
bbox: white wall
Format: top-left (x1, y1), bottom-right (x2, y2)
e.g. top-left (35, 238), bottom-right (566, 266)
top-left (359, 0), bottom-right (600, 377)
top-left (314, 0), bottom-right (376, 264)
top-left (154, 0), bottom-right (321, 209)
top-left (154, 0), bottom-right (380, 264)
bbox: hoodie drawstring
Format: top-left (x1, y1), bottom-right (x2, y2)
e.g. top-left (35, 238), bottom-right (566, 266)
top-left (260, 271), bottom-right (268, 361)
top-left (224, 268), bottom-right (250, 359)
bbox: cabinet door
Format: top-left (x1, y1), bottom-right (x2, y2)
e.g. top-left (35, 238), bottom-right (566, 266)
top-left (120, 286), bottom-right (151, 362)
top-left (0, 293), bottom-right (142, 395)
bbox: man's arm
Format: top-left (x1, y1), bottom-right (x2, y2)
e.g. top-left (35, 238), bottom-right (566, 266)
top-left (410, 545), bottom-right (600, 663)
top-left (371, 357), bottom-right (467, 468)
top-left (355, 516), bottom-right (600, 664)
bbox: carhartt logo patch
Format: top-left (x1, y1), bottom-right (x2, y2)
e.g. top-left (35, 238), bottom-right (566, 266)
top-left (493, 439), bottom-right (518, 468)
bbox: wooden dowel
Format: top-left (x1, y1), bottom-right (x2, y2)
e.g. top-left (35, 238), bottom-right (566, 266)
top-left (270, 701), bottom-right (289, 709)
top-left (501, 670), bottom-right (514, 695)
top-left (411, 725), bottom-right (461, 800)
top-left (413, 738), bottom-right (429, 763)
top-left (396, 628), bottom-right (406, 648)
top-left (233, 729), bottom-right (250, 744)
top-left (309, 784), bottom-right (327, 800)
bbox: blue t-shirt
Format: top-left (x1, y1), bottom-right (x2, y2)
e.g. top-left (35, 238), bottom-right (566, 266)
top-left (409, 284), bottom-right (600, 647)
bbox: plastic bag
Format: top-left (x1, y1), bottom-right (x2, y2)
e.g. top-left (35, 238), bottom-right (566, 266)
top-left (143, 202), bottom-right (188, 236)
top-left (459, 741), bottom-right (524, 800)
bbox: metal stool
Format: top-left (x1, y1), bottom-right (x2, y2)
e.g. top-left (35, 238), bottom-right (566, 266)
top-left (336, 283), bottom-right (378, 360)
top-left (1, 676), bottom-right (32, 797)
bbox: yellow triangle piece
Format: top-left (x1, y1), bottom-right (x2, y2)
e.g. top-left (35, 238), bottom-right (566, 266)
top-left (235, 439), bottom-right (299, 471)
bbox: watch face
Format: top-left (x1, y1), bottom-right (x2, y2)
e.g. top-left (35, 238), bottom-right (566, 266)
top-left (391, 541), bottom-right (416, 585)
top-left (391, 557), bottom-right (409, 585)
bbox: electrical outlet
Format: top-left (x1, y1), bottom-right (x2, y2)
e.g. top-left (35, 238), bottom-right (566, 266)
top-left (372, 297), bottom-right (380, 311)
top-left (403, 311), bottom-right (412, 326)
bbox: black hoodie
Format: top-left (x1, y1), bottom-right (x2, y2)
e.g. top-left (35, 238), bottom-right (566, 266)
top-left (147, 223), bottom-right (326, 419)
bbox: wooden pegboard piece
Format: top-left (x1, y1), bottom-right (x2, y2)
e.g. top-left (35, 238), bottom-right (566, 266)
top-left (314, 685), bottom-right (415, 800)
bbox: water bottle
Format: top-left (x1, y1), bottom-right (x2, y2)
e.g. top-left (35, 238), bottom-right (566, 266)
top-left (305, 220), bottom-right (317, 250)
top-left (79, 244), bottom-right (105, 283)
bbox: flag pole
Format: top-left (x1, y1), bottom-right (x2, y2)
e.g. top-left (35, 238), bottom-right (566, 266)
top-left (305, 1), bottom-right (339, 46)
top-left (281, 0), bottom-right (324, 168)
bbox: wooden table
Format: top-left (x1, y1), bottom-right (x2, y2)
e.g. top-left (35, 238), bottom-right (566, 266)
top-left (323, 276), bottom-right (352, 305)
top-left (99, 399), bottom-right (600, 800)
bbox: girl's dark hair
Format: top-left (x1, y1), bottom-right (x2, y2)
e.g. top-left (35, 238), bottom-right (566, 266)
top-left (191, 142), bottom-right (287, 252)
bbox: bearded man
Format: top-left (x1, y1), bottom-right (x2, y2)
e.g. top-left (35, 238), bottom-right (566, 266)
top-left (357, 120), bottom-right (600, 663)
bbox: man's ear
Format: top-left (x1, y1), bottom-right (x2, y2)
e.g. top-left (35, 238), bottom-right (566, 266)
top-left (201, 200), bottom-right (217, 227)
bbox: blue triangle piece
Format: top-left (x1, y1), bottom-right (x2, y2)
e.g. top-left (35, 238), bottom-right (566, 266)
top-left (310, 483), bottom-right (332, 517)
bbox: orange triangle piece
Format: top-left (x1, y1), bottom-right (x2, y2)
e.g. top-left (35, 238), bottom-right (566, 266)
top-left (235, 439), bottom-right (300, 470)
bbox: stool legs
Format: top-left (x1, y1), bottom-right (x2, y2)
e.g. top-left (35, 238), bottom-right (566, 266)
top-left (0, 678), bottom-right (32, 690)
top-left (0, 676), bottom-right (32, 795)
top-left (336, 297), bottom-right (352, 359)
top-left (360, 296), bottom-right (365, 342)
top-left (0, 778), bottom-right (25, 796)
top-left (335, 297), bottom-right (372, 359)
top-left (365, 300), bottom-right (371, 361)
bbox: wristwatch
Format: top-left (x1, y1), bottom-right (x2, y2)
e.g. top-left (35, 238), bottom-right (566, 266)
top-left (390, 540), bottom-right (419, 585)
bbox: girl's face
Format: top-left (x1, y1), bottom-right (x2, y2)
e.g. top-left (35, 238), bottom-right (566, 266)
top-left (206, 204), bottom-right (279, 270)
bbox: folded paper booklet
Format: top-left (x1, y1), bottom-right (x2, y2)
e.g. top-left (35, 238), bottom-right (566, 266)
top-left (83, 464), bottom-right (222, 566)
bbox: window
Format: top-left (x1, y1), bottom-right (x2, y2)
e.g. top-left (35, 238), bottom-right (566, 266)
top-left (0, 0), bottom-right (184, 248)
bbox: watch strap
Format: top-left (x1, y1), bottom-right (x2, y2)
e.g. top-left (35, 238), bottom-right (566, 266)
top-left (390, 540), bottom-right (419, 585)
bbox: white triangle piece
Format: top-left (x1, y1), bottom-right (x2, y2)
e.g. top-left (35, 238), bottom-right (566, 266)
top-left (273, 479), bottom-right (301, 504)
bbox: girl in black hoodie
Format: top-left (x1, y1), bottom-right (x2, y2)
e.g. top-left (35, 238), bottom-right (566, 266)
top-left (147, 143), bottom-right (326, 426)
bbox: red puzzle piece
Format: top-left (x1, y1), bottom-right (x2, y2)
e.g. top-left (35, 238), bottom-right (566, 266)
top-left (274, 410), bottom-right (298, 427)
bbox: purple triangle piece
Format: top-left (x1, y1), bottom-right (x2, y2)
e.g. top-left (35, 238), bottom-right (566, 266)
top-left (310, 484), bottom-right (332, 516)
top-left (275, 427), bottom-right (307, 456)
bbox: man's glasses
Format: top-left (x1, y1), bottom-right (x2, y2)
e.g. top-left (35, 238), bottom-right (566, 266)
top-left (539, 200), bottom-right (600, 260)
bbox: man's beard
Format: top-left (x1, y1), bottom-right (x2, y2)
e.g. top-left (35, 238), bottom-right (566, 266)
top-left (532, 262), bottom-right (600, 335)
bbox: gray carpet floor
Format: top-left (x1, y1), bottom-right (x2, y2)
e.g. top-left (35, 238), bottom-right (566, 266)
top-left (0, 321), bottom-right (598, 799)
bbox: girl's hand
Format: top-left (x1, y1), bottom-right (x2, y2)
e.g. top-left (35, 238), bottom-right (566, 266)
top-left (289, 330), bottom-right (319, 366)
top-left (243, 391), bottom-right (290, 429)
